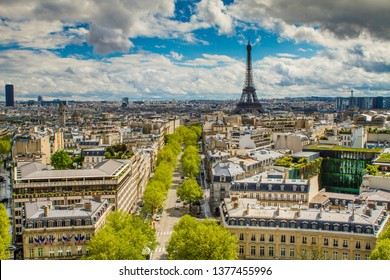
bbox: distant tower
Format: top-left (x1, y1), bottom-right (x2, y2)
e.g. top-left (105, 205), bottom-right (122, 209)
top-left (234, 41), bottom-right (264, 114)
top-left (58, 102), bottom-right (66, 126)
top-left (5, 84), bottom-right (15, 107)
top-left (37, 95), bottom-right (43, 106)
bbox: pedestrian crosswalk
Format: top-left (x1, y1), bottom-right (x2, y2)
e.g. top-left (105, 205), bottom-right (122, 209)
top-left (156, 230), bottom-right (173, 236)
top-left (154, 246), bottom-right (167, 253)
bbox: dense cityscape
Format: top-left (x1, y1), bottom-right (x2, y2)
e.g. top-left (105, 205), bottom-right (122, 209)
top-left (1, 1), bottom-right (390, 269)
top-left (0, 40), bottom-right (390, 261)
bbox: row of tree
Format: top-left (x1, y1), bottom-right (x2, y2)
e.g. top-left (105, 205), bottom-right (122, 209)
top-left (0, 203), bottom-right (11, 260)
top-left (0, 135), bottom-right (11, 157)
top-left (169, 125), bottom-right (239, 260)
top-left (85, 125), bottom-right (201, 259)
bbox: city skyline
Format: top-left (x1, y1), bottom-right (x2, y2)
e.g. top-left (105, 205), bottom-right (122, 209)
top-left (1, 0), bottom-right (390, 101)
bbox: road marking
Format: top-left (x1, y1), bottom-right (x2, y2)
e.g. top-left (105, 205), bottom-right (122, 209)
top-left (154, 246), bottom-right (167, 253)
top-left (156, 231), bottom-right (173, 236)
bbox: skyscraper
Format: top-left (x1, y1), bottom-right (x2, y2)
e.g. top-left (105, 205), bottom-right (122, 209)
top-left (5, 84), bottom-right (15, 107)
top-left (234, 41), bottom-right (264, 114)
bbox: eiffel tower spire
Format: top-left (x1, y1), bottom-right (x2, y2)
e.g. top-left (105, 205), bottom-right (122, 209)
top-left (234, 41), bottom-right (264, 114)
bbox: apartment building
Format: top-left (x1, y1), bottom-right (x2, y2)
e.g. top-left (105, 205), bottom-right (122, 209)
top-left (221, 196), bottom-right (389, 260)
top-left (22, 198), bottom-right (111, 260)
top-left (12, 151), bottom-right (150, 253)
top-left (230, 170), bottom-right (319, 207)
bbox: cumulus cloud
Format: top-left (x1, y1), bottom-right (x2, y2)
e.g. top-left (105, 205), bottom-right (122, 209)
top-left (195, 0), bottom-right (234, 35)
top-left (169, 51), bottom-right (184, 61)
top-left (85, 24), bottom-right (133, 55)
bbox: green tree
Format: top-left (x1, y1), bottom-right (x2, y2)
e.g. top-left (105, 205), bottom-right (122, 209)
top-left (182, 156), bottom-right (200, 177)
top-left (177, 177), bottom-right (203, 210)
top-left (0, 135), bottom-right (11, 155)
top-left (0, 204), bottom-right (11, 260)
top-left (143, 181), bottom-right (166, 215)
top-left (365, 164), bottom-right (379, 176)
top-left (166, 215), bottom-right (238, 260)
top-left (51, 150), bottom-right (72, 169)
top-left (157, 146), bottom-right (177, 167)
top-left (85, 211), bottom-right (157, 260)
top-left (370, 223), bottom-right (390, 260)
top-left (370, 239), bottom-right (390, 260)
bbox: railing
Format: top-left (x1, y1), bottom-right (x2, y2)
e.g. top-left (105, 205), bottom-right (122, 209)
top-left (14, 179), bottom-right (119, 189)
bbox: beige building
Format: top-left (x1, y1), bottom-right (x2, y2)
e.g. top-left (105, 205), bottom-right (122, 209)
top-left (12, 132), bottom-right (51, 164)
top-left (12, 150), bottom-right (150, 255)
top-left (230, 170), bottom-right (320, 208)
top-left (22, 198), bottom-right (111, 259)
top-left (221, 196), bottom-right (389, 260)
top-left (273, 133), bottom-right (311, 154)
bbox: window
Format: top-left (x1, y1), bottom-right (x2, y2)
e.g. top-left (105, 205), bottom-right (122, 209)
top-left (366, 227), bottom-right (372, 234)
top-left (251, 234), bottom-right (256, 242)
top-left (324, 238), bottom-right (329, 246)
top-left (343, 225), bottom-right (349, 232)
top-left (356, 226), bottom-right (362, 233)
top-left (239, 233), bottom-right (244, 241)
top-left (269, 234), bottom-right (274, 242)
top-left (290, 248), bottom-right (294, 258)
top-left (311, 223), bottom-right (317, 230)
top-left (302, 236), bottom-right (307, 244)
top-left (332, 252), bottom-right (338, 260)
top-left (365, 242), bottom-right (371, 250)
top-left (250, 246), bottom-right (256, 256)
top-left (281, 235), bottom-right (286, 243)
top-left (38, 248), bottom-right (43, 257)
top-left (302, 222), bottom-right (308, 229)
top-left (260, 246), bottom-right (265, 257)
top-left (49, 249), bottom-right (54, 258)
top-left (269, 221), bottom-right (275, 227)
top-left (29, 248), bottom-right (34, 258)
top-left (58, 247), bottom-right (63, 257)
top-left (280, 247), bottom-right (286, 257)
top-left (290, 222), bottom-right (296, 228)
top-left (78, 246), bottom-right (83, 255)
top-left (260, 234), bottom-right (265, 242)
top-left (290, 236), bottom-right (295, 244)
top-left (269, 246), bottom-right (274, 257)
top-left (356, 241), bottom-right (361, 249)
top-left (311, 237), bottom-right (317, 245)
top-left (239, 245), bottom-right (244, 255)
top-left (323, 251), bottom-right (328, 260)
top-left (28, 236), bottom-right (33, 244)
top-left (355, 254), bottom-right (360, 260)
top-left (324, 223), bottom-right (330, 231)
top-left (280, 221), bottom-right (287, 228)
top-left (333, 239), bottom-right (338, 247)
top-left (333, 224), bottom-right (339, 231)
top-left (365, 255), bottom-right (369, 260)
top-left (343, 240), bottom-right (348, 248)
top-left (342, 253), bottom-right (348, 260)
top-left (260, 220), bottom-right (266, 227)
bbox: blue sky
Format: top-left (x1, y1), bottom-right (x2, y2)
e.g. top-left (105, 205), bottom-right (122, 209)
top-left (1, 0), bottom-right (390, 101)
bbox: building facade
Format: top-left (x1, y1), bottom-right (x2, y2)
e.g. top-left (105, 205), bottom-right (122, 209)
top-left (12, 152), bottom-right (150, 256)
top-left (221, 197), bottom-right (389, 260)
top-left (22, 198), bottom-right (111, 260)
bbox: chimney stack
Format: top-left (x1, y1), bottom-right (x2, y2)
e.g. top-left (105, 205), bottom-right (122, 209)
top-left (84, 202), bottom-right (92, 211)
top-left (44, 205), bottom-right (49, 217)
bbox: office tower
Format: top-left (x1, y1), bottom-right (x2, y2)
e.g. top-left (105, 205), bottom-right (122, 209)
top-left (5, 84), bottom-right (15, 106)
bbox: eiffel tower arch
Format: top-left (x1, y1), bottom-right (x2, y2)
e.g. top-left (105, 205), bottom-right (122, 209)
top-left (234, 41), bottom-right (264, 114)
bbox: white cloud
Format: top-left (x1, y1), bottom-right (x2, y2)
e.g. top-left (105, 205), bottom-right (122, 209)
top-left (169, 51), bottom-right (183, 61)
top-left (195, 0), bottom-right (234, 35)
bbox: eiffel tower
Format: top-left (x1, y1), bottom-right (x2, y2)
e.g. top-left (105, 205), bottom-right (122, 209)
top-left (234, 41), bottom-right (264, 114)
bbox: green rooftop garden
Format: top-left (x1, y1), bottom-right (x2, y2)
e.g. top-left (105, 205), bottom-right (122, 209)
top-left (307, 144), bottom-right (383, 153)
top-left (376, 153), bottom-right (390, 163)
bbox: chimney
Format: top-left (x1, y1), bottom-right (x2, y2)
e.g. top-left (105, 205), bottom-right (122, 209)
top-left (93, 193), bottom-right (102, 202)
top-left (319, 206), bottom-right (323, 219)
top-left (275, 204), bottom-right (280, 216)
top-left (350, 205), bottom-right (355, 222)
top-left (246, 203), bottom-right (250, 215)
top-left (84, 202), bottom-right (92, 211)
top-left (43, 205), bottom-right (49, 217)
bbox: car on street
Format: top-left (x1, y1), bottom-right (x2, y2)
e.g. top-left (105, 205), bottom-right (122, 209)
top-left (175, 204), bottom-right (180, 210)
top-left (175, 198), bottom-right (181, 203)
